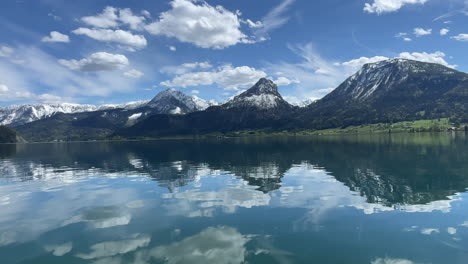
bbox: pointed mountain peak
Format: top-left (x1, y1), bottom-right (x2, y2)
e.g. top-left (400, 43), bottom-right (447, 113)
top-left (147, 89), bottom-right (213, 114)
top-left (246, 78), bottom-right (280, 96)
top-left (223, 78), bottom-right (291, 110)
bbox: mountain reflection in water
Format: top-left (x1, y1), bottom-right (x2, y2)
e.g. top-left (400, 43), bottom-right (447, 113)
top-left (1, 133), bottom-right (468, 263)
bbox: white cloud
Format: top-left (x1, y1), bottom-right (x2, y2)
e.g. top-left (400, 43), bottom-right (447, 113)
top-left (141, 10), bottom-right (151, 18)
top-left (364, 0), bottom-right (428, 14)
top-left (48, 13), bottom-right (62, 21)
top-left (145, 0), bottom-right (253, 49)
top-left (398, 51), bottom-right (456, 68)
top-left (440, 28), bottom-right (450, 36)
top-left (0, 46), bottom-right (14, 57)
top-left (168, 45), bottom-right (176, 51)
top-left (0, 46), bottom-right (140, 99)
top-left (81, 6), bottom-right (119, 28)
top-left (137, 227), bottom-right (250, 264)
top-left (420, 228), bottom-right (440, 235)
top-left (273, 76), bottom-right (300, 86)
top-left (245, 19), bottom-right (263, 28)
top-left (123, 69), bottom-right (144, 79)
top-left (340, 52), bottom-right (455, 69)
top-left (191, 89), bottom-right (200, 94)
top-left (371, 258), bottom-right (416, 264)
top-left (41, 31), bottom-right (70, 43)
top-left (72, 28), bottom-right (147, 49)
top-left (395, 32), bottom-right (407, 37)
top-left (452, 33), bottom-right (468, 41)
top-left (395, 32), bottom-right (412, 41)
top-left (161, 65), bottom-right (267, 90)
top-left (253, 0), bottom-right (295, 40)
top-left (413, 27), bottom-right (432, 37)
top-left (182, 61), bottom-right (212, 69)
top-left (44, 242), bottom-right (73, 256)
top-left (58, 52), bottom-right (129, 72)
top-left (81, 6), bottom-right (147, 30)
top-left (160, 61), bottom-right (213, 75)
top-left (341, 56), bottom-right (390, 69)
top-left (0, 84), bottom-right (8, 93)
top-left (76, 234), bottom-right (151, 259)
top-left (447, 227), bottom-right (457, 235)
top-left (118, 8), bottom-right (146, 30)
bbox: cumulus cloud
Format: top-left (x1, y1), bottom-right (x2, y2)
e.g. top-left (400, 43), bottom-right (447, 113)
top-left (81, 6), bottom-right (119, 28)
top-left (161, 65), bottom-right (267, 90)
top-left (398, 51), bottom-right (456, 68)
top-left (364, 0), bottom-right (428, 14)
top-left (340, 52), bottom-right (455, 69)
top-left (0, 46), bottom-right (14, 57)
top-left (123, 69), bottom-right (144, 79)
top-left (81, 6), bottom-right (147, 30)
top-left (72, 28), bottom-right (147, 48)
top-left (145, 0), bottom-right (253, 49)
top-left (413, 27), bottom-right (432, 37)
top-left (452, 33), bottom-right (468, 41)
top-left (341, 56), bottom-right (389, 70)
top-left (41, 31), bottom-right (70, 43)
top-left (440, 28), bottom-right (450, 36)
top-left (58, 52), bottom-right (129, 72)
top-left (118, 8), bottom-right (146, 30)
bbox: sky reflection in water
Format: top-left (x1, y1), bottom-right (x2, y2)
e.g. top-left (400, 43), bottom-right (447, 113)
top-left (1, 134), bottom-right (468, 263)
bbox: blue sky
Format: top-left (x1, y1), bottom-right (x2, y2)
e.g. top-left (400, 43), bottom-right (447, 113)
top-left (0, 0), bottom-right (467, 106)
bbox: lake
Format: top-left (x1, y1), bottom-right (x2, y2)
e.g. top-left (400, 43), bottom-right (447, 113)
top-left (1, 133), bottom-right (468, 264)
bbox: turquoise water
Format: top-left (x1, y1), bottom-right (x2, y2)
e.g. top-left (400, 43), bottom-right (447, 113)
top-left (1, 134), bottom-right (468, 263)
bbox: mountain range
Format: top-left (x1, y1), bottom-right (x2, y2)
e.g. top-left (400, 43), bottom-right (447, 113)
top-left (4, 59), bottom-right (468, 142)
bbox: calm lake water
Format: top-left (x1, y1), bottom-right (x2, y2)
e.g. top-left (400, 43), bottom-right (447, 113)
top-left (1, 134), bottom-right (468, 264)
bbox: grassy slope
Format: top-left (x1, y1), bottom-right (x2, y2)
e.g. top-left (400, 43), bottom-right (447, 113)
top-left (212, 118), bottom-right (458, 137)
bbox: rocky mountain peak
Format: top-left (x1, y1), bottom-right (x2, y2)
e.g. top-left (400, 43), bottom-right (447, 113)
top-left (245, 78), bottom-right (280, 96)
top-left (223, 78), bottom-right (291, 110)
top-left (331, 59), bottom-right (461, 101)
top-left (147, 89), bottom-right (213, 114)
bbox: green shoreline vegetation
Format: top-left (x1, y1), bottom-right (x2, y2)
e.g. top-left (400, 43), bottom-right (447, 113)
top-left (6, 118), bottom-right (467, 144)
top-left (111, 118), bottom-right (467, 141)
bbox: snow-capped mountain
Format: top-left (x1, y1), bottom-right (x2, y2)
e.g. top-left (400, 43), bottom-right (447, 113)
top-left (147, 88), bottom-right (215, 114)
top-left (301, 59), bottom-right (468, 129)
top-left (0, 88), bottom-right (216, 126)
top-left (332, 58), bottom-right (462, 102)
top-left (99, 100), bottom-right (149, 111)
top-left (0, 101), bottom-right (149, 126)
top-left (223, 78), bottom-right (292, 109)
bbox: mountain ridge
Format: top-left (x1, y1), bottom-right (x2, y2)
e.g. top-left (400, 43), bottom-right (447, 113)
top-left (12, 59), bottom-right (468, 142)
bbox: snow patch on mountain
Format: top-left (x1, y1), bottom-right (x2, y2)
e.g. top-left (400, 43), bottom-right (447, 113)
top-left (340, 58), bottom-right (460, 101)
top-left (147, 88), bottom-right (214, 114)
top-left (223, 78), bottom-right (291, 109)
top-left (0, 101), bottom-right (151, 126)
